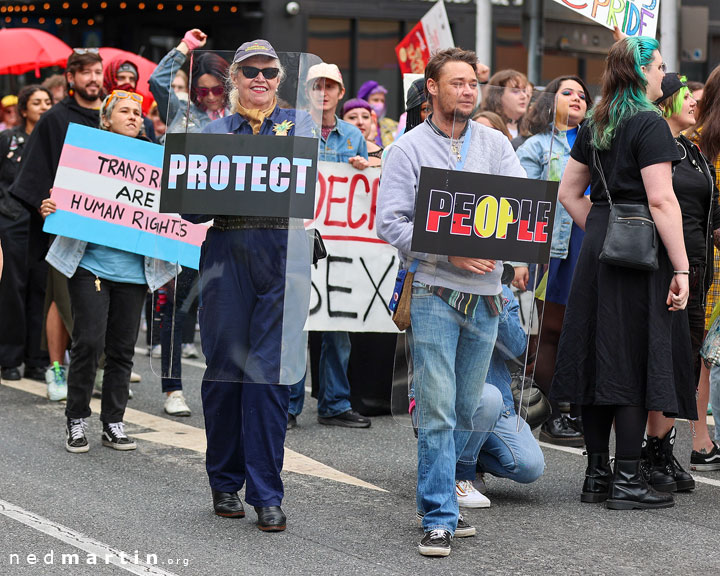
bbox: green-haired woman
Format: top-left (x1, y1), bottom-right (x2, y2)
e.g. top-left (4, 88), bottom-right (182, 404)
top-left (551, 37), bottom-right (691, 510)
top-left (643, 74), bottom-right (720, 491)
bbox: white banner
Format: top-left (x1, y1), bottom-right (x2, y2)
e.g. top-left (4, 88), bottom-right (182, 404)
top-left (421, 0), bottom-right (455, 54)
top-left (552, 0), bottom-right (659, 38)
top-left (306, 162), bottom-right (399, 333)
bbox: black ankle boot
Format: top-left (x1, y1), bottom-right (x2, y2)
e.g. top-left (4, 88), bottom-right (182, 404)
top-left (581, 452), bottom-right (612, 503)
top-left (211, 489), bottom-right (245, 518)
top-left (662, 427), bottom-right (695, 492)
top-left (606, 459), bottom-right (674, 510)
top-left (644, 434), bottom-right (678, 493)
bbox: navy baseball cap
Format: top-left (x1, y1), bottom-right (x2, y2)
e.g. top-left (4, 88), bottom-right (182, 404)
top-left (233, 39), bottom-right (278, 64)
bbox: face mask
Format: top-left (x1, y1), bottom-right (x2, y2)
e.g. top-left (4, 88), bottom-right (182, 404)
top-left (370, 101), bottom-right (385, 118)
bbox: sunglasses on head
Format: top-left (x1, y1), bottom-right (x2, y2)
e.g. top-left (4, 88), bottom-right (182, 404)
top-left (195, 85), bottom-right (225, 98)
top-left (73, 47), bottom-right (100, 55)
top-left (103, 89), bottom-right (143, 114)
top-left (240, 66), bottom-right (280, 80)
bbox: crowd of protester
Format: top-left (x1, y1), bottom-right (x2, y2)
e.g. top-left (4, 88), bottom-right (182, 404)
top-left (2, 25), bottom-right (720, 558)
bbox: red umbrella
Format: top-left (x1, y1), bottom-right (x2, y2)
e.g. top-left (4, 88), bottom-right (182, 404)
top-left (0, 28), bottom-right (72, 77)
top-left (98, 47), bottom-right (157, 113)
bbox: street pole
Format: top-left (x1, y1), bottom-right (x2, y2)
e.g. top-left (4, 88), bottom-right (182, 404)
top-left (476, 0), bottom-right (492, 69)
top-left (660, 0), bottom-right (679, 72)
top-left (526, 0), bottom-right (543, 85)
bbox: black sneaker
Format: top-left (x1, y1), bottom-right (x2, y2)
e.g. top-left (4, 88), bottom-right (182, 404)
top-left (690, 442), bottom-right (720, 471)
top-left (415, 511), bottom-right (475, 538)
top-left (101, 422), bottom-right (137, 451)
top-left (317, 410), bottom-right (371, 428)
top-left (418, 529), bottom-right (452, 557)
top-left (65, 418), bottom-right (89, 453)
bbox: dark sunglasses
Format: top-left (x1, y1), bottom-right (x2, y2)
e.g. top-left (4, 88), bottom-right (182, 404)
top-left (240, 66), bottom-right (280, 80)
top-left (195, 85), bottom-right (225, 98)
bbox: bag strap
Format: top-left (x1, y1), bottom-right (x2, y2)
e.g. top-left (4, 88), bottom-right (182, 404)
top-left (592, 147), bottom-right (613, 207)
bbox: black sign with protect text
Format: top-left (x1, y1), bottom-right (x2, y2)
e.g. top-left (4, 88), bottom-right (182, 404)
top-left (411, 167), bottom-right (558, 263)
top-left (160, 133), bottom-right (318, 218)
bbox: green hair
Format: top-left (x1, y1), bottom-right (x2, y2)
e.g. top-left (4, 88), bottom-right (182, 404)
top-left (589, 36), bottom-right (661, 150)
top-left (661, 75), bottom-right (690, 118)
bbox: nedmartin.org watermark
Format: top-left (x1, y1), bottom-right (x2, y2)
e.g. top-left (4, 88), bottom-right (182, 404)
top-left (8, 549), bottom-right (190, 568)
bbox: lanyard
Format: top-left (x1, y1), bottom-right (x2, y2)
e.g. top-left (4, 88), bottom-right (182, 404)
top-left (454, 121), bottom-right (473, 172)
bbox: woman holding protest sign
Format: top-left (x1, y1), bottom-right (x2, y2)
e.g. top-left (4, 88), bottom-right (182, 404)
top-left (516, 76), bottom-right (593, 447)
top-left (342, 98), bottom-right (383, 167)
top-left (41, 90), bottom-right (176, 454)
top-left (553, 37), bottom-right (691, 510)
top-left (186, 39), bottom-right (314, 532)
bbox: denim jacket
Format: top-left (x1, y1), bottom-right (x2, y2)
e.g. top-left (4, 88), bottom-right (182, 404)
top-left (149, 48), bottom-right (230, 135)
top-left (516, 130), bottom-right (574, 259)
top-left (320, 116), bottom-right (368, 163)
top-left (46, 236), bottom-right (177, 292)
top-left (486, 285), bottom-right (528, 416)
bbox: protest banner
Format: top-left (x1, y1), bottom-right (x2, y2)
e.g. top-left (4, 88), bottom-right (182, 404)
top-left (552, 0), bottom-right (659, 38)
top-left (44, 123), bottom-right (206, 269)
top-left (305, 162), bottom-right (398, 333)
top-left (412, 167), bottom-right (558, 263)
top-left (160, 132), bottom-right (319, 219)
top-left (395, 0), bottom-right (454, 74)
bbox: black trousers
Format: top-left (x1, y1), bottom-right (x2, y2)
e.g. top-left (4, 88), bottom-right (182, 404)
top-left (65, 268), bottom-right (146, 423)
top-left (0, 210), bottom-right (48, 368)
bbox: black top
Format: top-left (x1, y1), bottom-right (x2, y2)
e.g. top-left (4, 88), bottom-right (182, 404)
top-left (673, 135), bottom-right (720, 265)
top-left (571, 111), bottom-right (681, 204)
top-left (0, 126), bottom-right (28, 219)
top-left (10, 96), bottom-right (100, 210)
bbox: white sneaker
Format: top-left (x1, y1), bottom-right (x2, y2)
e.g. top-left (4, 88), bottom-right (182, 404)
top-left (130, 371), bottom-right (142, 383)
top-left (456, 479), bottom-right (491, 508)
top-left (46, 363), bottom-right (67, 402)
top-left (164, 390), bottom-right (191, 417)
top-left (151, 344), bottom-right (162, 359)
top-left (182, 343), bottom-right (199, 359)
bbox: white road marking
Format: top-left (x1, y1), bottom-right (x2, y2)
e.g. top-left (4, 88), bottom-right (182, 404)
top-left (0, 499), bottom-right (180, 575)
top-left (2, 378), bottom-right (385, 492)
top-left (538, 441), bottom-right (720, 488)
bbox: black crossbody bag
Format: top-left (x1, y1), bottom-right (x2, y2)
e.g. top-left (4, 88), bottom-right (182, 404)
top-left (593, 148), bottom-right (659, 271)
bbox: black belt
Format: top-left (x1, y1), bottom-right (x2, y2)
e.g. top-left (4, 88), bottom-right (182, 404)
top-left (212, 215), bottom-right (291, 230)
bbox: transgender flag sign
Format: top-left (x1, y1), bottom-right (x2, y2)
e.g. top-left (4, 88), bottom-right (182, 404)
top-left (44, 123), bottom-right (207, 269)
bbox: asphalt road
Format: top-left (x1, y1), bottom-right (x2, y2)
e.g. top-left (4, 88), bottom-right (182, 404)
top-left (1, 339), bottom-right (720, 576)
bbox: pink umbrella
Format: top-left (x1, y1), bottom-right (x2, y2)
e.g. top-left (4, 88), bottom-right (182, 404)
top-left (0, 28), bottom-right (72, 77)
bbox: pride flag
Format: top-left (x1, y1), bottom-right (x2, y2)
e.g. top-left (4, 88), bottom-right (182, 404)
top-left (44, 123), bottom-right (207, 269)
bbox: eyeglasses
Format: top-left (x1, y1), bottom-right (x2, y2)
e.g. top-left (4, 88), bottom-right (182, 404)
top-left (240, 66), bottom-right (280, 80)
top-left (659, 62), bottom-right (667, 73)
top-left (73, 47), bottom-right (100, 55)
top-left (103, 89), bottom-right (143, 114)
top-left (195, 85), bottom-right (225, 98)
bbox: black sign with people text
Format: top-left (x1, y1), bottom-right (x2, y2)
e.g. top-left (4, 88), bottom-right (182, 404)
top-left (411, 167), bottom-right (558, 263)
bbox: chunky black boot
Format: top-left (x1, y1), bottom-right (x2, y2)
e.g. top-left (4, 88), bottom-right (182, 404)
top-left (644, 434), bottom-right (678, 493)
top-left (662, 427), bottom-right (695, 492)
top-left (581, 452), bottom-right (612, 503)
top-left (606, 459), bottom-right (674, 510)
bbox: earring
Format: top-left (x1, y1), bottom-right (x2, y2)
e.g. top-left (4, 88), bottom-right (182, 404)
top-left (68, 82), bottom-right (75, 97)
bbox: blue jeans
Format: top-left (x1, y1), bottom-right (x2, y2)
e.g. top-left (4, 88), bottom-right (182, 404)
top-left (410, 285), bottom-right (498, 535)
top-left (476, 413), bottom-right (545, 483)
top-left (455, 385), bottom-right (504, 480)
top-left (710, 364), bottom-right (720, 442)
top-left (289, 332), bottom-right (352, 418)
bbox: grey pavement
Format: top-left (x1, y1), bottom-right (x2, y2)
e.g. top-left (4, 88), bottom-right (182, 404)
top-left (1, 340), bottom-right (720, 576)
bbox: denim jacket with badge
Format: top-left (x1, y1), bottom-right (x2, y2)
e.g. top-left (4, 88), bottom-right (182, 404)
top-left (516, 129), bottom-right (575, 259)
top-left (320, 116), bottom-right (368, 163)
top-left (46, 236), bottom-right (177, 292)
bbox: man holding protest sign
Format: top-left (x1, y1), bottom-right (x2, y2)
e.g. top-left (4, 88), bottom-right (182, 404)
top-left (9, 49), bottom-right (104, 401)
top-left (378, 48), bottom-right (526, 557)
top-left (287, 63), bottom-right (372, 430)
